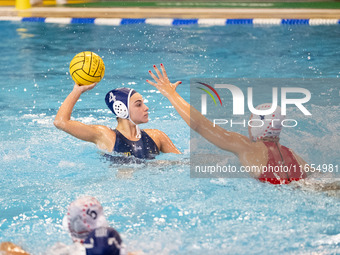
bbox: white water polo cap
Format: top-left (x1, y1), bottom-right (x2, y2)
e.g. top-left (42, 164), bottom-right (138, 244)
top-left (105, 88), bottom-right (136, 119)
top-left (249, 103), bottom-right (285, 142)
top-left (66, 196), bottom-right (108, 243)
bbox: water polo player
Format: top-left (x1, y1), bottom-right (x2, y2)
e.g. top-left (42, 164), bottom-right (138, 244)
top-left (147, 64), bottom-right (309, 185)
top-left (47, 196), bottom-right (108, 254)
top-left (84, 227), bottom-right (127, 255)
top-left (54, 83), bottom-right (180, 159)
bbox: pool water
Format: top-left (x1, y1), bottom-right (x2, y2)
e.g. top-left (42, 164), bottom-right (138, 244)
top-left (0, 21), bottom-right (339, 254)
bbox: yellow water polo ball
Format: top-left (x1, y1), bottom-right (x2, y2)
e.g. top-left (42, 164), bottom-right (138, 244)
top-left (69, 51), bottom-right (105, 86)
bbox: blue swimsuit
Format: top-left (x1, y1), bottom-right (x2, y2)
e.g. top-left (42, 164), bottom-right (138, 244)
top-left (113, 129), bottom-right (160, 159)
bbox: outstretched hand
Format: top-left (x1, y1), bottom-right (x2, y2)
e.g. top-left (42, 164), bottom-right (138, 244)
top-left (73, 82), bottom-right (98, 94)
top-left (146, 64), bottom-right (181, 98)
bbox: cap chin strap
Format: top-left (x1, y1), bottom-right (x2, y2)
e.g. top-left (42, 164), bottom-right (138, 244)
top-left (127, 89), bottom-right (141, 139)
top-left (128, 118), bottom-right (141, 139)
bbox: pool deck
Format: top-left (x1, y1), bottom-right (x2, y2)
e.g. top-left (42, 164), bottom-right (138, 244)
top-left (1, 1), bottom-right (340, 19)
top-left (0, 6), bottom-right (340, 18)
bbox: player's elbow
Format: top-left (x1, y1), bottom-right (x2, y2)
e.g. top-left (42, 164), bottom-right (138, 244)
top-left (53, 118), bottom-right (66, 130)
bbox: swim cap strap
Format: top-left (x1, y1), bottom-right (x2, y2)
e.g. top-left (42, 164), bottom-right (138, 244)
top-left (126, 89), bottom-right (141, 138)
top-left (128, 118), bottom-right (141, 139)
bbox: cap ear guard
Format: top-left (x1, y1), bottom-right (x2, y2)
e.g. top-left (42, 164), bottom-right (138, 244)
top-left (113, 101), bottom-right (129, 119)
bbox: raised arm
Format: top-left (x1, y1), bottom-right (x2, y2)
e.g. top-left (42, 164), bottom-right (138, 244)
top-left (146, 64), bottom-right (252, 156)
top-left (54, 83), bottom-right (114, 151)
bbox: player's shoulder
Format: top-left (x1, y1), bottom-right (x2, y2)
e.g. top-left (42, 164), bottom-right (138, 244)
top-left (143, 129), bottom-right (165, 137)
top-left (92, 125), bottom-right (116, 136)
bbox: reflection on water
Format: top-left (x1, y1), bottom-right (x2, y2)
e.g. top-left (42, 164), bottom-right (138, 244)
top-left (17, 28), bottom-right (35, 39)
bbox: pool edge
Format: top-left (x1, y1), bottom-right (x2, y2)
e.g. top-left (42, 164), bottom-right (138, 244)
top-left (1, 6), bottom-right (340, 19)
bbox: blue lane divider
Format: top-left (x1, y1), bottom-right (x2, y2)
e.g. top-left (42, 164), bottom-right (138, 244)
top-left (71, 18), bottom-right (95, 24)
top-left (1, 17), bottom-right (340, 26)
top-left (22, 17), bottom-right (46, 22)
top-left (121, 18), bottom-right (146, 24)
top-left (226, 19), bottom-right (253, 25)
top-left (172, 19), bottom-right (198, 26)
top-left (281, 19), bottom-right (309, 25)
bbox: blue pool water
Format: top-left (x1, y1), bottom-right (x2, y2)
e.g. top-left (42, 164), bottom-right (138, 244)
top-left (0, 21), bottom-right (339, 254)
